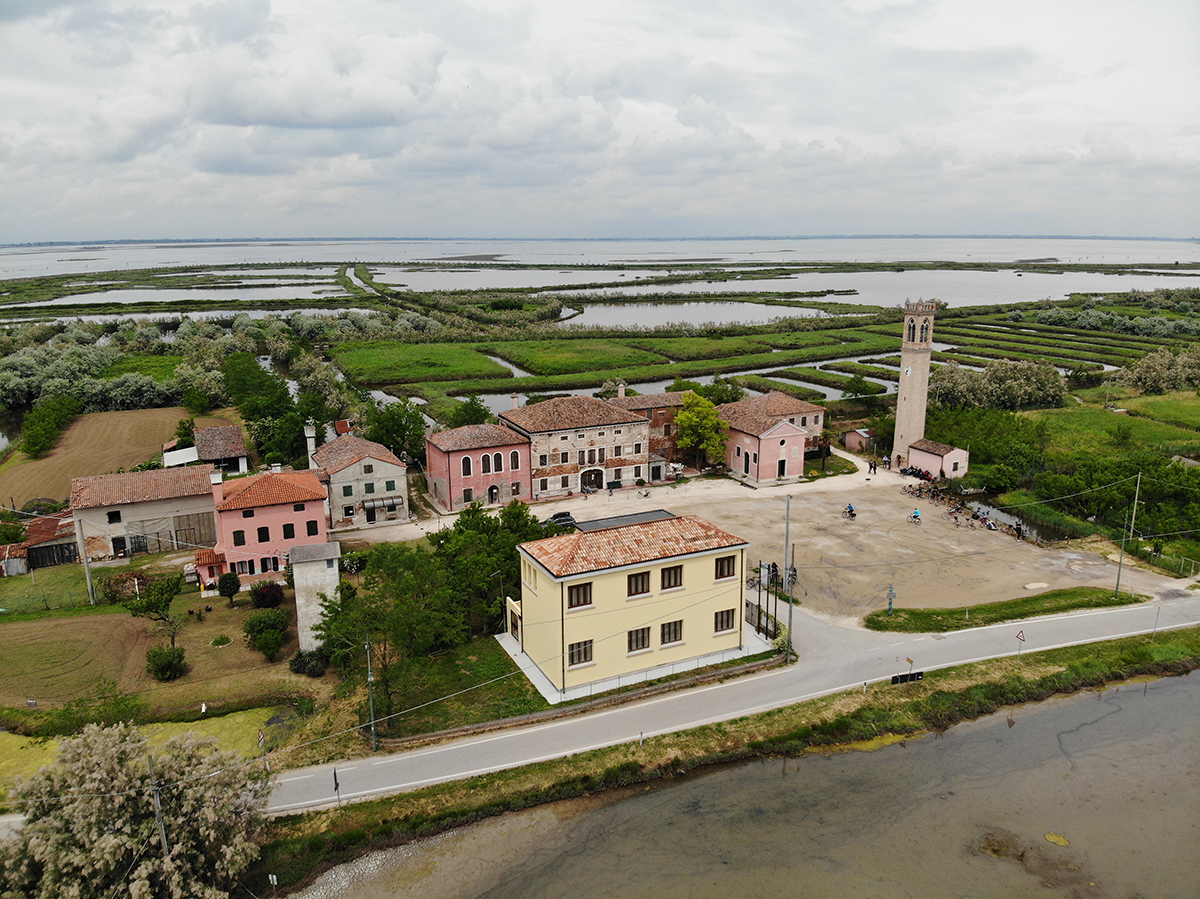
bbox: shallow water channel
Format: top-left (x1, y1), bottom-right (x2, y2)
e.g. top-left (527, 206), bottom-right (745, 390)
top-left (295, 673), bottom-right (1198, 899)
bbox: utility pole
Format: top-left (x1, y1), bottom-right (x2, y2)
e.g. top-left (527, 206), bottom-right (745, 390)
top-left (1114, 472), bottom-right (1141, 600)
top-left (365, 634), bottom-right (378, 752)
top-left (784, 495), bottom-right (794, 664)
top-left (146, 754), bottom-right (170, 859)
top-left (79, 518), bottom-right (96, 606)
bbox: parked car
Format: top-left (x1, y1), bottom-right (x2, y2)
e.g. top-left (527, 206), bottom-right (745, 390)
top-left (545, 511), bottom-right (577, 530)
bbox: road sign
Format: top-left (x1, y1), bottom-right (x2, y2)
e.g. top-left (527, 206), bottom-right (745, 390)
top-left (906, 657), bottom-right (914, 665)
top-left (257, 729), bottom-right (265, 749)
top-left (1016, 631), bottom-right (1025, 642)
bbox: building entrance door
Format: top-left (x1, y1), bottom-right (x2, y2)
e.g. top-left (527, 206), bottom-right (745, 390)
top-left (744, 453), bottom-right (750, 474)
top-left (777, 458), bottom-right (787, 477)
top-left (488, 485), bottom-right (500, 503)
top-left (581, 469), bottom-right (604, 490)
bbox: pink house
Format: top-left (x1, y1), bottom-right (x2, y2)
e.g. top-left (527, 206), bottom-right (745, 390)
top-left (717, 404), bottom-right (811, 483)
top-left (197, 469), bottom-right (330, 585)
top-left (907, 438), bottom-right (970, 479)
top-left (425, 424), bottom-right (532, 511)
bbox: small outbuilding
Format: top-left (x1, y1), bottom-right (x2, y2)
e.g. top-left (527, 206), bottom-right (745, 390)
top-left (290, 541), bottom-right (342, 652)
top-left (907, 438), bottom-right (969, 479)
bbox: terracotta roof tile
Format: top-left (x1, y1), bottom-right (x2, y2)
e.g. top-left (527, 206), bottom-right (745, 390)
top-left (732, 391), bottom-right (824, 417)
top-left (500, 396), bottom-right (645, 434)
top-left (195, 547), bottom-right (225, 566)
top-left (216, 471), bottom-right (326, 512)
top-left (21, 510), bottom-right (74, 547)
top-left (909, 438), bottom-right (958, 456)
top-left (71, 465), bottom-right (216, 510)
top-left (312, 434), bottom-right (405, 474)
top-left (427, 424), bottom-right (530, 453)
top-left (715, 403), bottom-right (783, 437)
top-left (193, 426), bottom-right (248, 461)
top-left (1, 544), bottom-right (27, 560)
top-left (520, 514), bottom-right (746, 577)
top-left (605, 391), bottom-right (692, 412)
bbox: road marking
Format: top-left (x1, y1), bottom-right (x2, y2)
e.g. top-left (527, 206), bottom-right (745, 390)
top-left (890, 642), bottom-right (905, 647)
top-left (278, 774), bottom-right (314, 783)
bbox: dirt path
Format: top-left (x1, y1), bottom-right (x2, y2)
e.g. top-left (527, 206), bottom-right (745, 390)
top-left (351, 450), bottom-right (1186, 621)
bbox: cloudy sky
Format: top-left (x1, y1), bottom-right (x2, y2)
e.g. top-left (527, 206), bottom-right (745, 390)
top-left (1, 0), bottom-right (1197, 243)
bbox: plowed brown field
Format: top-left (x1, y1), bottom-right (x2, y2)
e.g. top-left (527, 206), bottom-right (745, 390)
top-left (0, 408), bottom-right (237, 507)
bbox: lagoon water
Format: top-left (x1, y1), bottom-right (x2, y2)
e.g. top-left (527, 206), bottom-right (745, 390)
top-left (3, 237), bottom-right (1198, 279)
top-left (295, 674), bottom-right (1199, 899)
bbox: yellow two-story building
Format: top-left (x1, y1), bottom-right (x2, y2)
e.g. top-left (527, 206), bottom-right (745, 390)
top-left (510, 512), bottom-right (748, 698)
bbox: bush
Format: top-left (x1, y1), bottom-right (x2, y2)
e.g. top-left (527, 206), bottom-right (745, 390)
top-left (250, 581), bottom-right (285, 608)
top-left (146, 645), bottom-right (186, 681)
top-left (289, 649), bottom-right (329, 678)
top-left (244, 608), bottom-right (289, 639)
top-left (340, 551), bottom-right (371, 575)
top-left (218, 571), bottom-right (241, 606)
top-left (251, 630), bottom-right (286, 662)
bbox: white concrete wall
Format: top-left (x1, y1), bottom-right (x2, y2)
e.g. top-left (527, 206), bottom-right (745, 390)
top-left (293, 556), bottom-right (341, 651)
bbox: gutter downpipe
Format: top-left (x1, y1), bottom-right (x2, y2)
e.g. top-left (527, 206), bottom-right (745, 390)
top-left (560, 580), bottom-right (566, 700)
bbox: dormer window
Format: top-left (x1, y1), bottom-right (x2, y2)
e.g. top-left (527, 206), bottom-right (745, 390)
top-left (363, 464), bottom-right (374, 474)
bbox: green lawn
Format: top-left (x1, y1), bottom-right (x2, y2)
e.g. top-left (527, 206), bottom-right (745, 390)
top-left (864, 586), bottom-right (1142, 632)
top-left (1115, 390), bottom-right (1200, 431)
top-left (377, 636), bottom-right (549, 738)
top-left (622, 335), bottom-right (783, 361)
top-left (332, 342), bottom-right (513, 384)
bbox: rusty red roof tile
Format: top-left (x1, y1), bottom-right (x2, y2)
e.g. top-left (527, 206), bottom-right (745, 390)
top-left (312, 434), bottom-right (404, 474)
top-left (520, 514), bottom-right (746, 577)
top-left (71, 465), bottom-right (216, 510)
top-left (216, 471), bottom-right (326, 512)
top-left (500, 396), bottom-right (645, 434)
top-left (194, 426), bottom-right (248, 461)
top-left (427, 424), bottom-right (530, 452)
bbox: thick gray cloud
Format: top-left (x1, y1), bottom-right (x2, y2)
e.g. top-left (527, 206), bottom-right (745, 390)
top-left (1, 0), bottom-right (1196, 242)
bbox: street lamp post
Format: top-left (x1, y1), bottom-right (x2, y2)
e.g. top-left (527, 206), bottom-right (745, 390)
top-left (887, 584), bottom-right (895, 616)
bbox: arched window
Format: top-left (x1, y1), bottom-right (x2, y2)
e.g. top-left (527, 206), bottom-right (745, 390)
top-left (919, 319), bottom-right (930, 342)
top-left (481, 454), bottom-right (491, 474)
top-left (510, 450), bottom-right (520, 470)
top-left (907, 319), bottom-right (917, 342)
top-left (493, 452), bottom-right (503, 472)
top-left (462, 456), bottom-right (472, 477)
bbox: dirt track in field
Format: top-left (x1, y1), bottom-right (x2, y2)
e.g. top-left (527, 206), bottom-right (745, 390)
top-left (0, 408), bottom-right (236, 507)
top-left (0, 613), bottom-right (150, 708)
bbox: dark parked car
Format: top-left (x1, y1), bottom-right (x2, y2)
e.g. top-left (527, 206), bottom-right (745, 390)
top-left (545, 511), bottom-right (577, 530)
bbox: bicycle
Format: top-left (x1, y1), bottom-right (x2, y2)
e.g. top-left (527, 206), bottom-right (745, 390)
top-left (842, 508), bottom-right (857, 520)
top-left (906, 513), bottom-right (922, 525)
top-left (745, 574), bottom-right (761, 589)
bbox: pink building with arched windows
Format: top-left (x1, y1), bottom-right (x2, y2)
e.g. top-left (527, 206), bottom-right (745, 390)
top-left (425, 424), bottom-right (532, 511)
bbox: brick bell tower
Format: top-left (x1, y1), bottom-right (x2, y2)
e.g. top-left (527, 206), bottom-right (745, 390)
top-left (893, 299), bottom-right (937, 464)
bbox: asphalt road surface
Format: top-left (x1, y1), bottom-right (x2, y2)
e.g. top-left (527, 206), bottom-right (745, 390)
top-left (269, 590), bottom-right (1200, 813)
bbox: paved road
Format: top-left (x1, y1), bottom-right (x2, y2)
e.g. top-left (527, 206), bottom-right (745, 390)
top-left (268, 590), bottom-right (1200, 813)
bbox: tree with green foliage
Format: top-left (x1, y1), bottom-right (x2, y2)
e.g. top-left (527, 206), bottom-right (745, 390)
top-left (666, 376), bottom-right (744, 405)
top-left (315, 546), bottom-right (465, 721)
top-left (122, 574), bottom-right (184, 647)
top-left (217, 571), bottom-right (241, 607)
top-left (145, 645), bottom-right (186, 681)
top-left (842, 374), bottom-right (875, 403)
top-left (427, 501), bottom-right (547, 635)
top-left (674, 393), bottom-right (728, 469)
top-left (361, 398), bottom-right (427, 462)
top-left (446, 395), bottom-right (492, 428)
top-left (0, 722), bottom-right (269, 899)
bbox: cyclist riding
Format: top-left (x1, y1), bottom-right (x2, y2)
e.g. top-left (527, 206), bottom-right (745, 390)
top-left (912, 508), bottom-right (920, 521)
top-left (845, 503), bottom-right (855, 519)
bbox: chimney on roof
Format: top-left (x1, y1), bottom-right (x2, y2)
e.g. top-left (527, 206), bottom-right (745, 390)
top-left (209, 470), bottom-right (224, 504)
top-left (618, 384), bottom-right (626, 398)
top-left (271, 463), bottom-right (282, 474)
top-left (304, 424), bottom-right (317, 469)
top-left (511, 393), bottom-right (519, 410)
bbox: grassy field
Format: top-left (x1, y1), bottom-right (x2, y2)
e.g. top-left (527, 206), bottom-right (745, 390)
top-left (482, 340), bottom-right (669, 376)
top-left (0, 588), bottom-right (327, 714)
top-left (863, 586), bottom-right (1141, 632)
top-left (1113, 390), bottom-right (1200, 430)
top-left (332, 342), bottom-right (512, 385)
top-left (1025, 402), bottom-right (1200, 459)
top-left (102, 354), bottom-right (183, 381)
top-left (0, 408), bottom-right (235, 507)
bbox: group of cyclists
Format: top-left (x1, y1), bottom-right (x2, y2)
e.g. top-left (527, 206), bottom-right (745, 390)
top-left (842, 502), bottom-right (922, 524)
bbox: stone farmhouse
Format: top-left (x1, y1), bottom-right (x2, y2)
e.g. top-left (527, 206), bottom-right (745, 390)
top-left (308, 428), bottom-right (409, 528)
top-left (71, 466), bottom-right (218, 561)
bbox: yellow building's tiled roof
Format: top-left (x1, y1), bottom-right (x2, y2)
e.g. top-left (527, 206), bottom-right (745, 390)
top-left (521, 514), bottom-right (746, 577)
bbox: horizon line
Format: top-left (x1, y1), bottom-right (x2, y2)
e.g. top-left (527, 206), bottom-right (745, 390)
top-left (4, 234), bottom-right (1197, 249)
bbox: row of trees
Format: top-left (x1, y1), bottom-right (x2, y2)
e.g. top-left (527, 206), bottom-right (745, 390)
top-left (928, 360), bottom-right (1066, 410)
